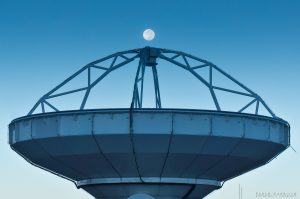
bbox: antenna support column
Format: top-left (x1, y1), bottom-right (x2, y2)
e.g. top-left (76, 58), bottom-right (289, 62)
top-left (132, 47), bottom-right (162, 108)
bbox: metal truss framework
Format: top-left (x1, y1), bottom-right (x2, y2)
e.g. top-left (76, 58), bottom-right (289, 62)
top-left (28, 46), bottom-right (276, 118)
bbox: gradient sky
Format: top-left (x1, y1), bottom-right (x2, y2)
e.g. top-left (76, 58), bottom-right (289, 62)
top-left (0, 0), bottom-right (299, 198)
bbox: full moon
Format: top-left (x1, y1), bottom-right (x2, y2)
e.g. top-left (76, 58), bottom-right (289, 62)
top-left (143, 29), bottom-right (155, 41)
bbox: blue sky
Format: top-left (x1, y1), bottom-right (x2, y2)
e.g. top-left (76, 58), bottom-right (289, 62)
top-left (0, 0), bottom-right (299, 198)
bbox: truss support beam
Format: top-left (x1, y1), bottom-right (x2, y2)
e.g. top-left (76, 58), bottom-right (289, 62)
top-left (28, 47), bottom-right (277, 118)
top-left (132, 60), bottom-right (146, 108)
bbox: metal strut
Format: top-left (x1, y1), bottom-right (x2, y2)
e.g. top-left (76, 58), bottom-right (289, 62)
top-left (152, 65), bottom-right (162, 108)
top-left (132, 60), bottom-right (146, 108)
